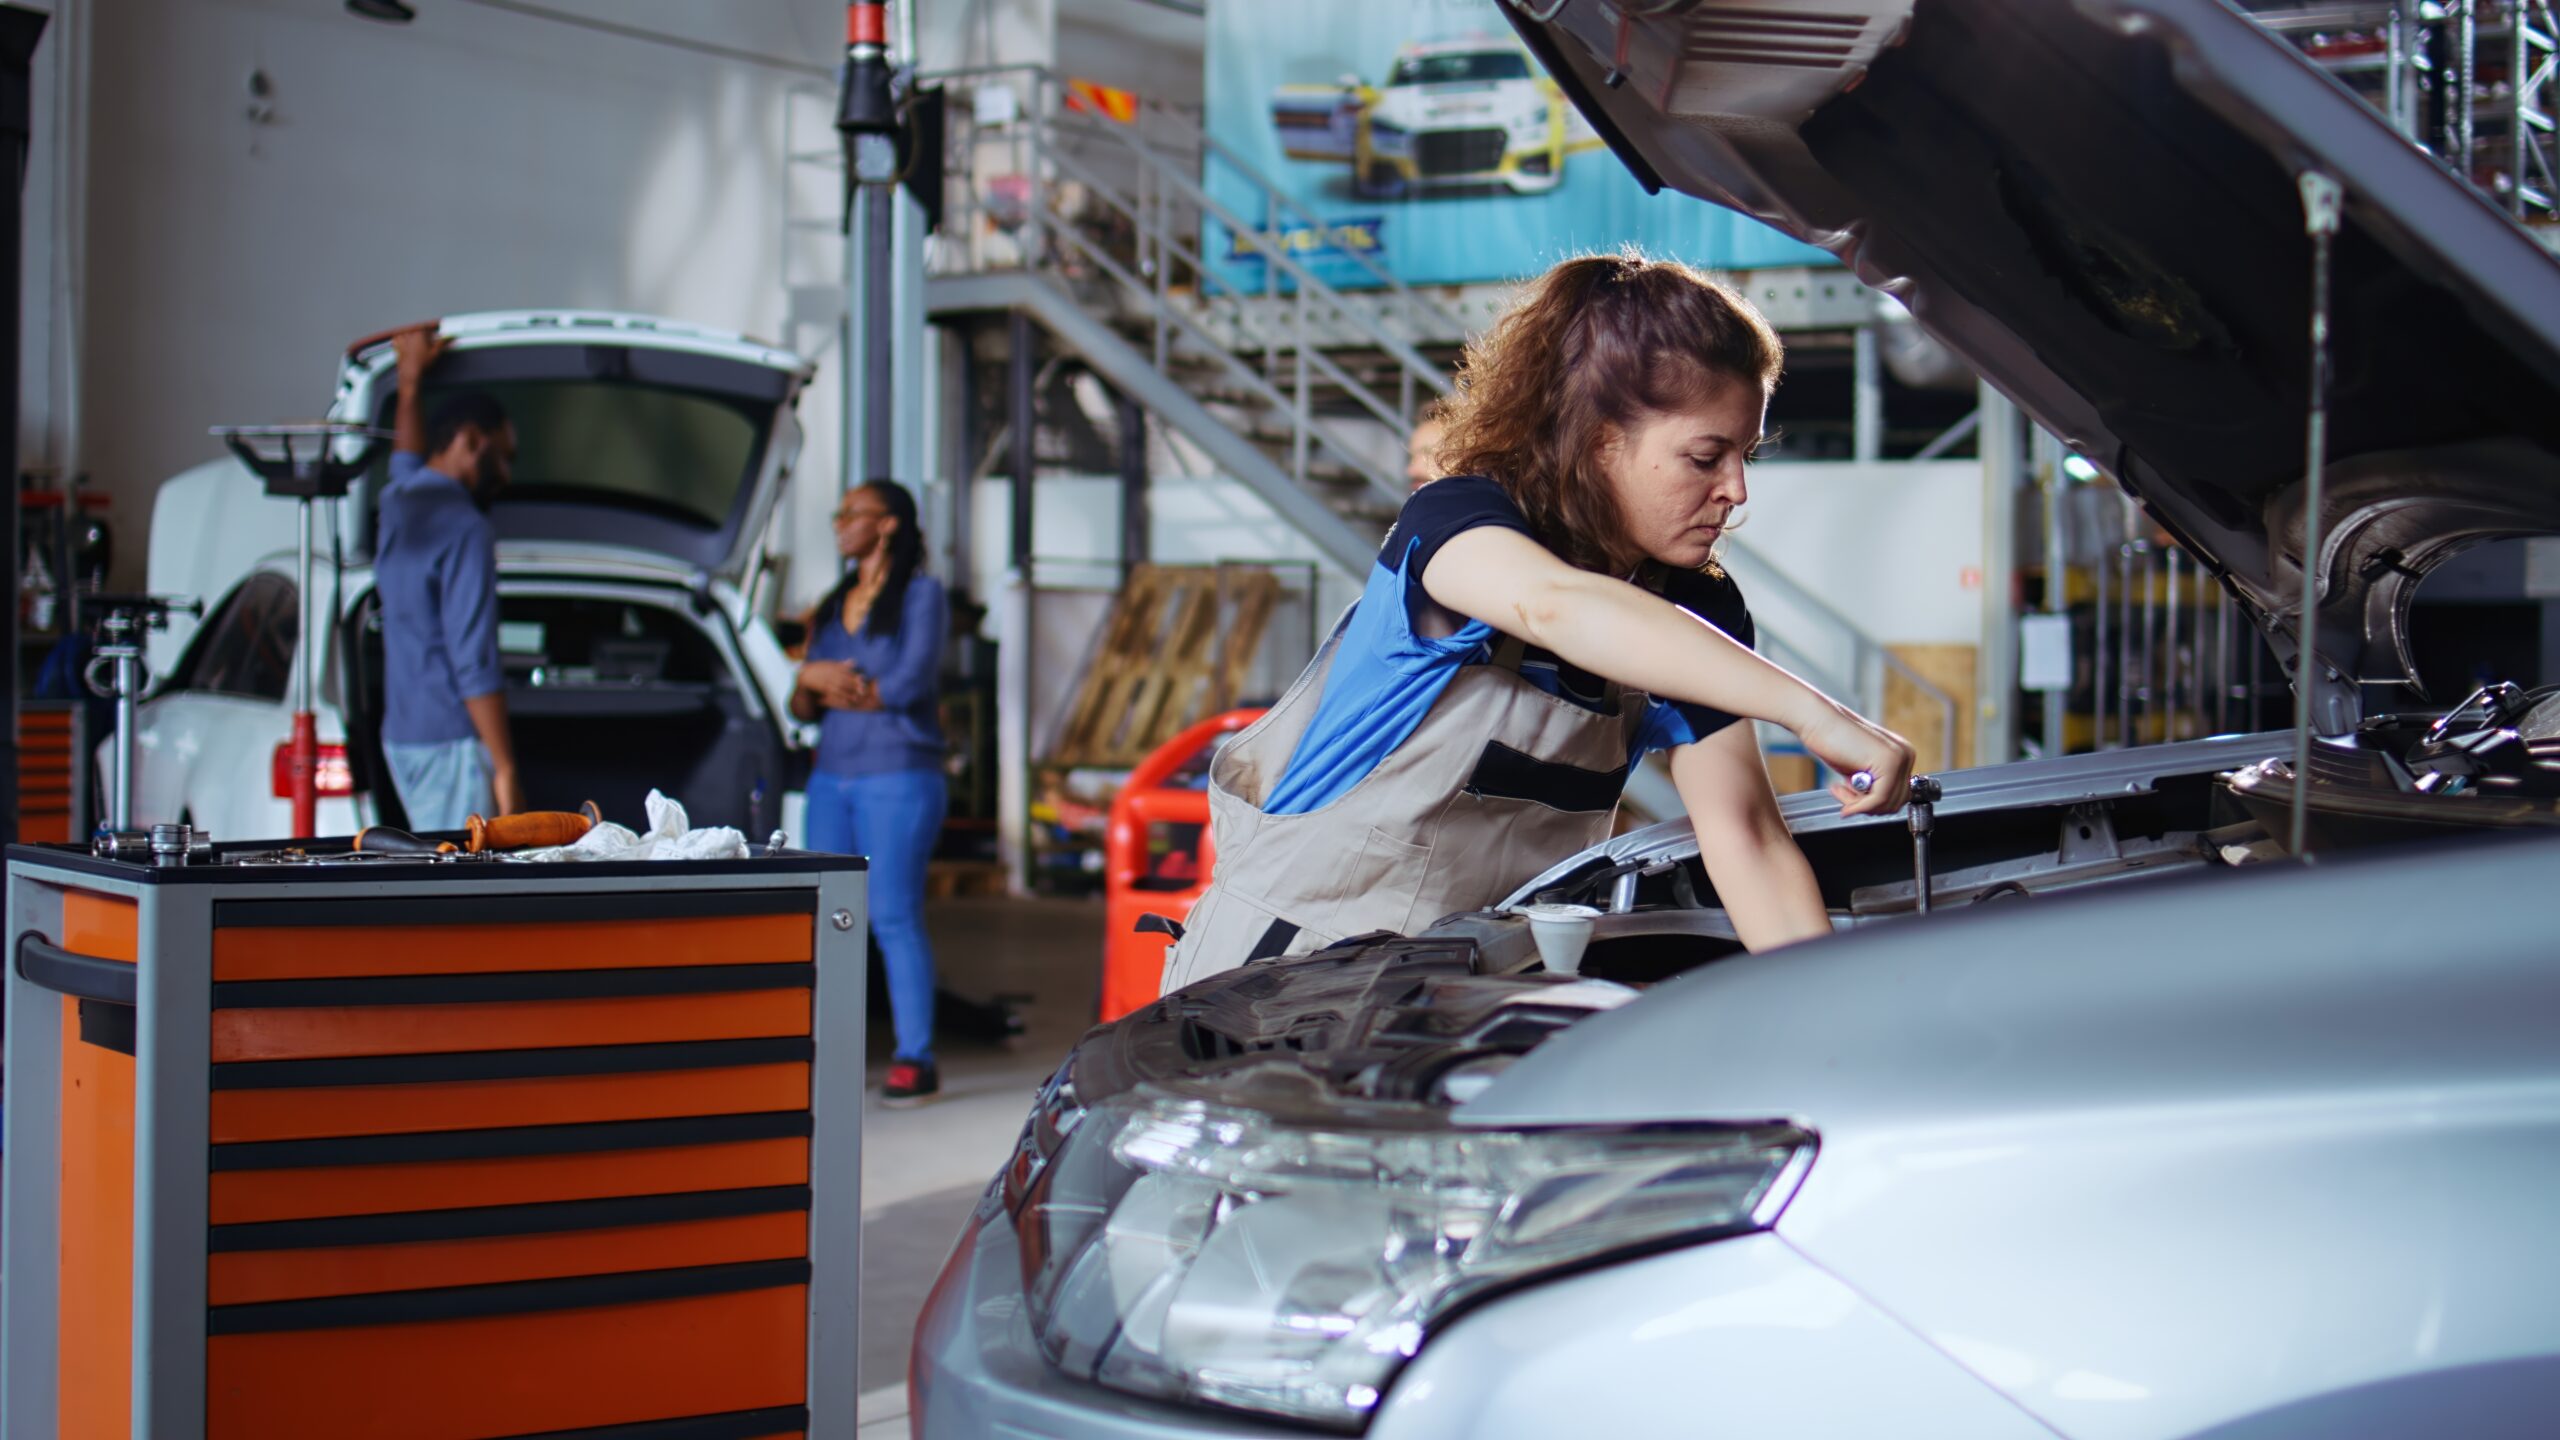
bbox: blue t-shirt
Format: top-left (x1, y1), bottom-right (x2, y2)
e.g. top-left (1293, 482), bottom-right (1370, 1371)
top-left (375, 452), bottom-right (503, 745)
top-left (1262, 476), bottom-right (1754, 815)
top-left (808, 571), bottom-right (949, 777)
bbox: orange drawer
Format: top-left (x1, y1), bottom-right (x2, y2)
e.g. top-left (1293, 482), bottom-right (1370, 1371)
top-left (209, 1210), bottom-right (808, 1305)
top-left (60, 892), bottom-right (137, 1440)
top-left (210, 989), bottom-right (812, 1062)
top-left (209, 1062), bottom-right (811, 1144)
top-left (213, 913), bottom-right (814, 982)
top-left (210, 1138), bottom-right (811, 1225)
top-left (206, 1284), bottom-right (808, 1440)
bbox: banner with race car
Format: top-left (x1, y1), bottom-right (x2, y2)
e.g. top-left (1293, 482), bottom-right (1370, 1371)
top-left (1205, 0), bottom-right (1836, 291)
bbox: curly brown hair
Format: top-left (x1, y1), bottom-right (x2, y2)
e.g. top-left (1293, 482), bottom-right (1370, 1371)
top-left (1437, 250), bottom-right (1782, 574)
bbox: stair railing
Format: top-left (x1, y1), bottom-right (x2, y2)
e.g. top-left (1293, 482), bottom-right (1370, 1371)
top-left (1065, 111), bottom-right (1454, 414)
top-left (1030, 146), bottom-right (1412, 505)
top-left (923, 63), bottom-right (1455, 519)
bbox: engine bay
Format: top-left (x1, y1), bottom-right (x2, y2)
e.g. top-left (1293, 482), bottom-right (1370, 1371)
top-left (1103, 699), bottom-right (2560, 1123)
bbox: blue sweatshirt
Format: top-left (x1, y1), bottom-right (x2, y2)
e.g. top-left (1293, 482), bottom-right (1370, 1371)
top-left (808, 571), bottom-right (948, 776)
top-left (375, 452), bottom-right (504, 745)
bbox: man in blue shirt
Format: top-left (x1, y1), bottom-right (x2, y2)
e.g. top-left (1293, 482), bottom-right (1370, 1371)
top-left (375, 327), bottom-right (524, 828)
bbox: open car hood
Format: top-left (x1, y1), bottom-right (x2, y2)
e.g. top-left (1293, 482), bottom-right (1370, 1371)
top-left (335, 312), bottom-right (814, 591)
top-left (1503, 0), bottom-right (2560, 729)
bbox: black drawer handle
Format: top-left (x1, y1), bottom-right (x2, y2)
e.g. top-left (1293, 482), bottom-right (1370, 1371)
top-left (16, 931), bottom-right (138, 1006)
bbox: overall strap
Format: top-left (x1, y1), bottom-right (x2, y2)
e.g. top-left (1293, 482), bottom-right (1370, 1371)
top-left (1488, 627), bottom-right (1623, 705)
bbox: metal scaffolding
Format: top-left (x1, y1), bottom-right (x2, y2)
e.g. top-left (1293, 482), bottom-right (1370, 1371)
top-left (2249, 0), bottom-right (2560, 226)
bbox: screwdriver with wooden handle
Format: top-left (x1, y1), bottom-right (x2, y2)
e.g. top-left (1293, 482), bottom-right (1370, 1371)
top-left (467, 800), bottom-right (605, 854)
top-left (354, 801), bottom-right (604, 857)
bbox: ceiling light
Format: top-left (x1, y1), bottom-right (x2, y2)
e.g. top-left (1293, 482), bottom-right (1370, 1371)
top-left (346, 0), bottom-right (417, 21)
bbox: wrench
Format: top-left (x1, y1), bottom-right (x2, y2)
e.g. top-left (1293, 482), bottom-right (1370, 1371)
top-left (1850, 770), bottom-right (1944, 914)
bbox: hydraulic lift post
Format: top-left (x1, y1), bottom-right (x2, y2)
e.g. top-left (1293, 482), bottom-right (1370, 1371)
top-left (835, 2), bottom-right (942, 502)
top-left (840, 1), bottom-right (899, 497)
top-left (212, 422), bottom-right (386, 838)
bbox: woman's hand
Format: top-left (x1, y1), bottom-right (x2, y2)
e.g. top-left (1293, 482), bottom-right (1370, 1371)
top-left (1798, 706), bottom-right (1915, 816)
top-left (796, 660), bottom-right (868, 711)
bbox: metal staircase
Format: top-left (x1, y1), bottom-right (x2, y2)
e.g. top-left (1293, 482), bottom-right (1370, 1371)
top-left (878, 63), bottom-right (1956, 776)
top-left (917, 66), bottom-right (1461, 573)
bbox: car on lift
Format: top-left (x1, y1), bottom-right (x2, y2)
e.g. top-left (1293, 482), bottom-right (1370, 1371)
top-left (124, 311), bottom-right (816, 841)
top-left (913, 1), bottom-right (2560, 1436)
top-left (1272, 36), bottom-right (1598, 198)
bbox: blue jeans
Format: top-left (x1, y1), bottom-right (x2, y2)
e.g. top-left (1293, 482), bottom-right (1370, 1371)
top-left (383, 737), bottom-right (495, 833)
top-left (804, 767), bottom-right (946, 1064)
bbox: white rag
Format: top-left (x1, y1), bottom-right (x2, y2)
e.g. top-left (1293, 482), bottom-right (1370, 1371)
top-left (517, 790), bottom-right (749, 863)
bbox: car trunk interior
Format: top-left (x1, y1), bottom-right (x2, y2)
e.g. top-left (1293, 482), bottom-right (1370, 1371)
top-left (344, 583), bottom-right (792, 836)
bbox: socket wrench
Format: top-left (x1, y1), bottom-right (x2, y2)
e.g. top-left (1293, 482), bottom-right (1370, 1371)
top-left (1849, 770), bottom-right (1944, 914)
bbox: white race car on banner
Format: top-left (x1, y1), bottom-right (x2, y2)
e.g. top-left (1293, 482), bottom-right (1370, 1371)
top-left (1272, 36), bottom-right (1601, 197)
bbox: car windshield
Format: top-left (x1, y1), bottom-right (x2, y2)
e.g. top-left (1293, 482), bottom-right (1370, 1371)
top-left (384, 379), bottom-right (761, 531)
top-left (1389, 51), bottom-right (1531, 86)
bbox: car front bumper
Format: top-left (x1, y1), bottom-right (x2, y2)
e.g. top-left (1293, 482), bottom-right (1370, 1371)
top-left (911, 1197), bottom-right (2056, 1440)
top-left (910, 1204), bottom-right (1310, 1440)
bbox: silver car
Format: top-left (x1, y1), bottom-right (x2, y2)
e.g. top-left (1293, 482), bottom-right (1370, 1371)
top-left (917, 829), bottom-right (2560, 1438)
top-left (913, 0), bottom-right (2560, 1434)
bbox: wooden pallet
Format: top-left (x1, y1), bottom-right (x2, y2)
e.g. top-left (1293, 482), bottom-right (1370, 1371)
top-left (1047, 565), bottom-right (1282, 768)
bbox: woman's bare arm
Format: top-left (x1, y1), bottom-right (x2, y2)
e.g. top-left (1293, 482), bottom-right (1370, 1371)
top-left (1421, 525), bottom-right (1912, 815)
top-left (1670, 722), bottom-right (1831, 948)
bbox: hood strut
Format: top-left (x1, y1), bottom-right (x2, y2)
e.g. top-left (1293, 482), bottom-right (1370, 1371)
top-left (2291, 169), bottom-right (2343, 858)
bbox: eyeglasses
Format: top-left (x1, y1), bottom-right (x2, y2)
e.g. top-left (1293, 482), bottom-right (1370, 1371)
top-left (832, 506), bottom-right (890, 524)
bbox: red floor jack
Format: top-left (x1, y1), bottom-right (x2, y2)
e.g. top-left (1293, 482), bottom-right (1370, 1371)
top-left (212, 422), bottom-right (388, 837)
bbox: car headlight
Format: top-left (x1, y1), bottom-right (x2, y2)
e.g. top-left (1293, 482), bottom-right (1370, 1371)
top-left (1011, 1083), bottom-right (1813, 1430)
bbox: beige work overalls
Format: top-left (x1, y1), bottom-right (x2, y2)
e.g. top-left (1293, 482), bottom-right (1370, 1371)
top-left (1159, 621), bottom-right (1648, 994)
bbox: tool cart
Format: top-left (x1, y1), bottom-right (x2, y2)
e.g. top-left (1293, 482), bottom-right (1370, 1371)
top-left (3, 826), bottom-right (866, 1440)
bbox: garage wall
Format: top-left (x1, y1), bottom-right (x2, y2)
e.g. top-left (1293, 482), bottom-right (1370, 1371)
top-left (78, 0), bottom-right (849, 595)
top-left (67, 0), bottom-right (1067, 609)
top-left (1737, 459), bottom-right (1987, 647)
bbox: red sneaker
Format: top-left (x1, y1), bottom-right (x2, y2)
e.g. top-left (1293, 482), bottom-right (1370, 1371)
top-left (883, 1058), bottom-right (940, 1108)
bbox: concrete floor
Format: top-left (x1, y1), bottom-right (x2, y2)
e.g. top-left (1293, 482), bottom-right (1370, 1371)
top-left (854, 893), bottom-right (1104, 1437)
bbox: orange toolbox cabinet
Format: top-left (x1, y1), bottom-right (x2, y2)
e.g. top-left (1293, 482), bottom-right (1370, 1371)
top-left (3, 833), bottom-right (868, 1439)
top-left (1099, 709), bottom-right (1262, 1022)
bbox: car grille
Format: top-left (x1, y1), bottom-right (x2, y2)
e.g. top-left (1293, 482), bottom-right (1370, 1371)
top-left (1413, 128), bottom-right (1508, 176)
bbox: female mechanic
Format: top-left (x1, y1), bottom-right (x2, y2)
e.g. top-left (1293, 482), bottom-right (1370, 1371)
top-left (1159, 252), bottom-right (1914, 992)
